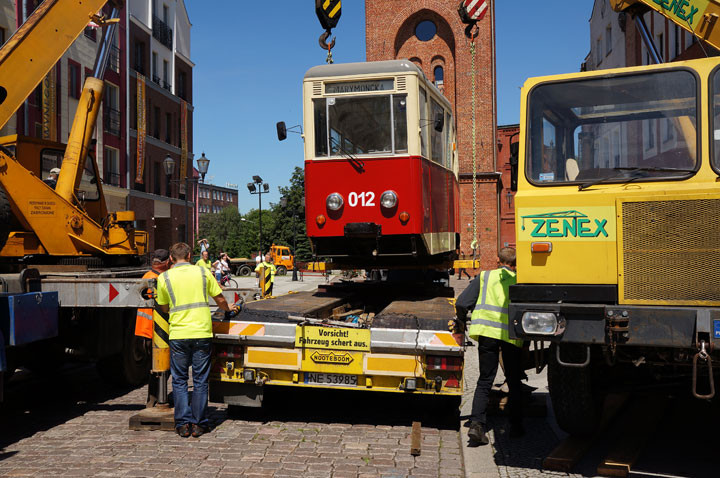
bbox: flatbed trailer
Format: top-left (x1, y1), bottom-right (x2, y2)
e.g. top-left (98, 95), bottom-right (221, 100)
top-left (209, 280), bottom-right (464, 407)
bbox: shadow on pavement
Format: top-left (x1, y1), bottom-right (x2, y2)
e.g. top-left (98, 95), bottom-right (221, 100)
top-left (217, 385), bottom-right (461, 431)
top-left (0, 364), bottom-right (143, 451)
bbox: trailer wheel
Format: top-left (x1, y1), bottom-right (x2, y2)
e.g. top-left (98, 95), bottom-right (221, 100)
top-left (237, 265), bottom-right (252, 276)
top-left (276, 266), bottom-right (287, 276)
top-left (0, 185), bottom-right (11, 250)
top-left (547, 343), bottom-right (603, 436)
top-left (97, 322), bottom-right (150, 387)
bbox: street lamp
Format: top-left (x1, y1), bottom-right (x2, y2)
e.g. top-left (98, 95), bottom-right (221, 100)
top-left (164, 152), bottom-right (211, 244)
top-left (280, 195), bottom-right (305, 281)
top-left (247, 175), bottom-right (269, 255)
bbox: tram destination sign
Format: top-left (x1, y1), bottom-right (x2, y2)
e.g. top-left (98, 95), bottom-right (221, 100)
top-left (325, 79), bottom-right (394, 94)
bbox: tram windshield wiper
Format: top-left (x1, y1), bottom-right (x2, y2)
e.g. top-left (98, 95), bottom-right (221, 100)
top-left (330, 137), bottom-right (365, 173)
top-left (578, 166), bottom-right (695, 191)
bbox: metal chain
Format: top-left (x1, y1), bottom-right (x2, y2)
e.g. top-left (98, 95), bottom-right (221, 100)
top-left (470, 35), bottom-right (478, 257)
top-left (326, 49), bottom-right (334, 64)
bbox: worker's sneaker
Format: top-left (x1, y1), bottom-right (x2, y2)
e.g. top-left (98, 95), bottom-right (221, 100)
top-left (468, 421), bottom-right (489, 445)
top-left (191, 424), bottom-right (210, 438)
top-left (176, 424), bottom-right (191, 438)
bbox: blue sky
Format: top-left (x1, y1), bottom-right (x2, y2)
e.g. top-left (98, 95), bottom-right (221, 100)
top-left (187, 2), bottom-right (592, 213)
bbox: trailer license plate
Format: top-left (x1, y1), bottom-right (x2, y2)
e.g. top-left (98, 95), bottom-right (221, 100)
top-left (304, 373), bottom-right (357, 386)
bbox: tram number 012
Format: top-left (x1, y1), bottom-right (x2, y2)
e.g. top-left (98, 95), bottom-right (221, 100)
top-left (348, 191), bottom-right (375, 207)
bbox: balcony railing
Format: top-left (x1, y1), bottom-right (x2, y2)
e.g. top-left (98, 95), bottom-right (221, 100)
top-left (104, 107), bottom-right (121, 136)
top-left (152, 75), bottom-right (161, 85)
top-left (134, 63), bottom-right (145, 75)
top-left (108, 45), bottom-right (120, 73)
top-left (162, 79), bottom-right (171, 92)
top-left (104, 171), bottom-right (121, 187)
top-left (152, 15), bottom-right (173, 50)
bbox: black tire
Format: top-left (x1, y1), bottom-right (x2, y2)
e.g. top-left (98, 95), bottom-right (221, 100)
top-left (97, 326), bottom-right (150, 387)
top-left (548, 343), bottom-right (603, 436)
top-left (238, 265), bottom-right (252, 277)
top-left (226, 278), bottom-right (238, 288)
top-left (276, 266), bottom-right (287, 276)
top-left (0, 184), bottom-right (11, 250)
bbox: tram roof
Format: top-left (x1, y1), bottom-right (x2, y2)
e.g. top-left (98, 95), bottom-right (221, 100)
top-left (304, 59), bottom-right (425, 80)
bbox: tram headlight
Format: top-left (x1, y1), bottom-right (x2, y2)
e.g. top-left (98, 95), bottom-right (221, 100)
top-left (380, 190), bottom-right (398, 209)
top-left (326, 193), bottom-right (344, 211)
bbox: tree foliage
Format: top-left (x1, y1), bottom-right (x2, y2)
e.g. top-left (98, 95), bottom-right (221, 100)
top-left (197, 167), bottom-right (311, 261)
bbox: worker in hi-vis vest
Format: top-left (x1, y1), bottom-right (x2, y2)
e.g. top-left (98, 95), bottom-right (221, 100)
top-left (255, 252), bottom-right (277, 297)
top-left (134, 248), bottom-right (171, 406)
top-left (455, 247), bottom-right (524, 445)
top-left (156, 242), bottom-right (238, 438)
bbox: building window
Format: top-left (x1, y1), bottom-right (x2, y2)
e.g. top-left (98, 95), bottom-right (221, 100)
top-left (84, 25), bottom-right (97, 41)
top-left (657, 32), bottom-right (664, 61)
top-left (68, 61), bottom-right (81, 99)
top-left (178, 71), bottom-right (187, 99)
top-left (104, 83), bottom-right (120, 136)
top-left (162, 60), bottom-right (170, 91)
top-left (153, 161), bottom-right (161, 196)
top-left (595, 37), bottom-right (602, 65)
top-left (415, 20), bottom-right (436, 41)
top-left (153, 106), bottom-right (160, 139)
top-left (605, 25), bottom-right (612, 56)
top-left (0, 27), bottom-right (6, 46)
top-left (163, 3), bottom-right (169, 24)
top-left (134, 42), bottom-right (145, 74)
top-left (104, 147), bottom-right (120, 186)
top-left (674, 25), bottom-right (681, 59)
top-left (152, 51), bottom-right (159, 84)
top-left (433, 65), bottom-right (444, 89)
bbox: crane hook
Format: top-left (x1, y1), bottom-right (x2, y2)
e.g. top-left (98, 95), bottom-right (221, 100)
top-left (319, 30), bottom-right (336, 51)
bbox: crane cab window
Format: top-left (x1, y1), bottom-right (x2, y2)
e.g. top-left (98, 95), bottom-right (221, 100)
top-left (710, 66), bottom-right (720, 173)
top-left (527, 69), bottom-right (698, 185)
top-left (41, 149), bottom-right (100, 201)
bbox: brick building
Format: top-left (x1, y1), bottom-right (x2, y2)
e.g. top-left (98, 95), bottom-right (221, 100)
top-left (197, 183), bottom-right (239, 215)
top-left (366, 0), bottom-right (501, 269)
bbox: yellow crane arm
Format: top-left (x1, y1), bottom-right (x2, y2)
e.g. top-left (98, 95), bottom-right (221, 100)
top-left (0, 0), bottom-right (113, 131)
top-left (611, 0), bottom-right (720, 51)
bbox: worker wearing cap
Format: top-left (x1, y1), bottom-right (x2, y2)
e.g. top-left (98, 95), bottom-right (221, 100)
top-left (135, 249), bottom-right (170, 406)
top-left (156, 242), bottom-right (237, 438)
top-left (455, 247), bottom-right (524, 445)
top-left (43, 167), bottom-right (61, 189)
top-left (195, 250), bottom-right (212, 272)
top-left (255, 252), bottom-right (277, 296)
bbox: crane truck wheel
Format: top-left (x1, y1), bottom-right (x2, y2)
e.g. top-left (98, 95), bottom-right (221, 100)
top-left (96, 318), bottom-right (150, 387)
top-left (237, 265), bottom-right (252, 276)
top-left (547, 343), bottom-right (603, 436)
top-left (276, 266), bottom-right (287, 276)
top-left (0, 185), bottom-right (11, 250)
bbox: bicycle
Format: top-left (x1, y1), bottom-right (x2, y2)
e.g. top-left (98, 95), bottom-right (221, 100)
top-left (218, 270), bottom-right (238, 289)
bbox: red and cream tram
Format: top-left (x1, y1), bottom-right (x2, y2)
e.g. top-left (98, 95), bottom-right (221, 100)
top-left (301, 60), bottom-right (459, 267)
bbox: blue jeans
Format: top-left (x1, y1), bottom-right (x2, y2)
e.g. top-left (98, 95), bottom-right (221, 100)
top-left (170, 338), bottom-right (212, 427)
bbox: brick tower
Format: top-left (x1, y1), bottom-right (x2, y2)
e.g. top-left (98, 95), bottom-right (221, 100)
top-left (366, 0), bottom-right (499, 270)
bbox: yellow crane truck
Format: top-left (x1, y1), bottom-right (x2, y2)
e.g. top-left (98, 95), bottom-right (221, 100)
top-left (509, 0), bottom-right (720, 435)
top-left (0, 0), bottom-right (153, 398)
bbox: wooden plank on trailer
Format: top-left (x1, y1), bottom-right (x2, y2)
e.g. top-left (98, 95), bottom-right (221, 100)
top-left (596, 397), bottom-right (667, 477)
top-left (410, 421), bottom-right (422, 456)
top-left (543, 393), bottom-right (628, 473)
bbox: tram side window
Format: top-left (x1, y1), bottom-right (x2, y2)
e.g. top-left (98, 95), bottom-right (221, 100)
top-left (393, 95), bottom-right (408, 152)
top-left (430, 98), bottom-right (444, 164)
top-left (419, 87), bottom-right (428, 158)
top-left (445, 111), bottom-right (453, 169)
top-left (314, 99), bottom-right (328, 157)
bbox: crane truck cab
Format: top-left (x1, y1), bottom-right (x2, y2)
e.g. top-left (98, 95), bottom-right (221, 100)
top-left (509, 57), bottom-right (720, 436)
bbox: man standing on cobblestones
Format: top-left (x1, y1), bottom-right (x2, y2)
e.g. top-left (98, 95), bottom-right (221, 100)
top-left (455, 247), bottom-right (524, 445)
top-left (156, 242), bottom-right (238, 438)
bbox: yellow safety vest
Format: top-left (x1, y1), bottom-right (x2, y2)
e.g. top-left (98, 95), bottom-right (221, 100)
top-left (467, 267), bottom-right (522, 347)
top-left (255, 261), bottom-right (276, 284)
top-left (156, 263), bottom-right (223, 340)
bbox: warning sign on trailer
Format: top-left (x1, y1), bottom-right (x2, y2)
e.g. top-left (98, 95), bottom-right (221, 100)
top-left (295, 326), bottom-right (370, 352)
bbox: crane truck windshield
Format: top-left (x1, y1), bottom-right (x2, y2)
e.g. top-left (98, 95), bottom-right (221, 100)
top-left (526, 69), bottom-right (698, 186)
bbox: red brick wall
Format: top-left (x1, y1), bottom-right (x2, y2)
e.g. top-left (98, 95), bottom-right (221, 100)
top-left (366, 0), bottom-right (498, 269)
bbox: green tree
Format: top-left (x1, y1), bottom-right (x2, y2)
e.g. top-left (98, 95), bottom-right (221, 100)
top-left (197, 206), bottom-right (244, 257)
top-left (270, 166), bottom-right (311, 261)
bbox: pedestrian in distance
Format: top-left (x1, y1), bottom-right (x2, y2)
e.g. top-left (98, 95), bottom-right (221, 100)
top-left (255, 252), bottom-right (277, 296)
top-left (155, 242), bottom-right (238, 438)
top-left (196, 250), bottom-right (212, 272)
top-left (455, 247), bottom-right (524, 445)
top-left (197, 238), bottom-right (209, 253)
top-left (213, 252), bottom-right (230, 284)
top-left (457, 250), bottom-right (471, 280)
top-left (134, 248), bottom-right (171, 407)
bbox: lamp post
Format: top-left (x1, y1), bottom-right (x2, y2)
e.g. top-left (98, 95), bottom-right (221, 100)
top-left (164, 152), bottom-right (210, 244)
top-left (247, 175), bottom-right (269, 255)
top-left (281, 196), bottom-right (305, 282)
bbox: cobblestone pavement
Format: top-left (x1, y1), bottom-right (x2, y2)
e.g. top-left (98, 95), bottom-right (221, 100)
top-left (1, 363), bottom-right (463, 478)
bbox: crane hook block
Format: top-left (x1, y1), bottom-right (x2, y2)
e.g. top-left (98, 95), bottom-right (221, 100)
top-left (316, 0), bottom-right (341, 32)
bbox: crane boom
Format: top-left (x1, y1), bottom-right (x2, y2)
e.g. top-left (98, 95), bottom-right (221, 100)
top-left (611, 0), bottom-right (720, 51)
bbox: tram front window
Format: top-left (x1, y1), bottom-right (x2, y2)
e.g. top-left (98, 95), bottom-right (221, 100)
top-left (314, 95), bottom-right (408, 157)
top-left (527, 70), bottom-right (698, 185)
